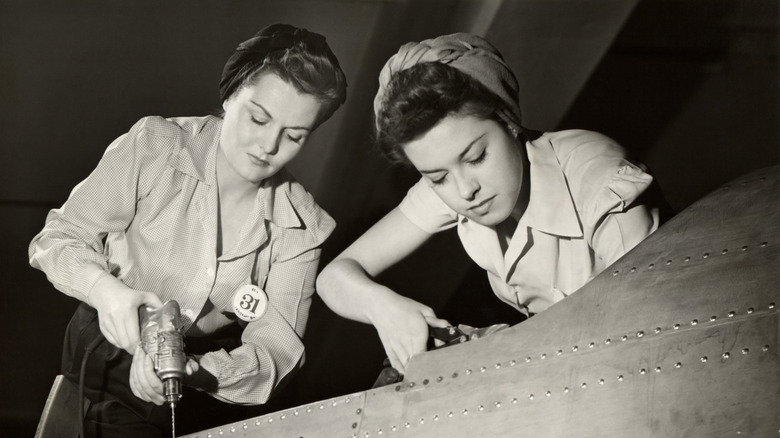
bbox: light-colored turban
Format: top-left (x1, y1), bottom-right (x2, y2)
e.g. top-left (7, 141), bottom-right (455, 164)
top-left (373, 33), bottom-right (521, 131)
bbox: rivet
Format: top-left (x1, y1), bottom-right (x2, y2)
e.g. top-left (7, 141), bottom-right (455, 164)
top-left (723, 352), bottom-right (730, 359)
top-left (268, 418), bottom-right (273, 423)
top-left (356, 408), bottom-right (362, 415)
top-left (420, 418), bottom-right (425, 424)
top-left (599, 379), bottom-right (605, 385)
top-left (684, 257), bottom-right (691, 262)
top-left (378, 429), bottom-right (383, 435)
top-left (394, 385), bottom-right (401, 392)
top-left (392, 425), bottom-right (397, 431)
top-left (541, 353), bottom-right (547, 359)
top-left (433, 415), bottom-right (439, 421)
top-left (255, 419), bottom-right (261, 426)
top-left (703, 253), bottom-right (709, 259)
top-left (478, 405), bottom-right (484, 411)
top-left (365, 432), bottom-right (370, 437)
top-left (573, 345), bottom-right (579, 351)
top-left (770, 303), bottom-right (776, 309)
top-left (640, 368), bottom-right (647, 375)
top-left (710, 316), bottom-right (716, 321)
top-left (747, 307), bottom-right (754, 314)
top-left (691, 319), bottom-right (698, 326)
top-left (589, 342), bottom-right (595, 348)
top-left (701, 356), bottom-right (708, 362)
top-left (230, 427), bottom-right (235, 433)
top-left (529, 394), bottom-right (534, 400)
top-left (462, 409), bottom-right (468, 415)
top-left (480, 366), bottom-right (486, 372)
top-left (630, 267), bottom-right (637, 272)
top-left (728, 311), bottom-right (735, 317)
top-left (207, 434), bottom-right (212, 438)
top-left (557, 349), bottom-right (563, 356)
top-left (675, 362), bottom-right (682, 368)
top-left (448, 412), bottom-right (453, 418)
top-left (605, 339), bottom-right (611, 345)
top-left (406, 421), bottom-right (411, 428)
top-left (512, 398), bottom-right (518, 404)
top-left (495, 401), bottom-right (501, 408)
top-left (648, 263), bottom-right (655, 269)
top-left (654, 327), bottom-right (661, 334)
top-left (437, 376), bottom-right (443, 382)
top-left (581, 382), bottom-right (587, 389)
top-left (655, 367), bottom-right (661, 373)
top-left (510, 360), bottom-right (517, 366)
top-left (218, 431), bottom-right (224, 436)
top-left (637, 331), bottom-right (644, 338)
top-left (563, 387), bottom-right (569, 393)
top-left (666, 260), bottom-right (672, 265)
top-left (496, 363), bottom-right (501, 369)
top-left (546, 391), bottom-right (551, 397)
top-left (741, 246), bottom-right (748, 251)
top-left (281, 414), bottom-right (286, 420)
top-left (408, 382), bottom-right (415, 388)
top-left (242, 423), bottom-right (248, 430)
top-left (452, 372), bottom-right (459, 378)
top-left (722, 249), bottom-right (728, 254)
top-left (674, 323), bottom-right (680, 329)
top-left (352, 423), bottom-right (358, 429)
top-left (466, 369), bottom-right (472, 375)
top-left (294, 410), bottom-right (299, 416)
top-left (422, 379), bottom-right (429, 385)
top-left (332, 401), bottom-right (337, 406)
top-left (763, 345), bottom-right (770, 352)
top-left (612, 270), bottom-right (619, 276)
top-left (617, 375), bottom-right (624, 381)
top-left (621, 335), bottom-right (628, 341)
top-left (306, 407), bottom-right (311, 413)
top-left (761, 242), bottom-right (767, 247)
top-left (742, 348), bottom-right (750, 354)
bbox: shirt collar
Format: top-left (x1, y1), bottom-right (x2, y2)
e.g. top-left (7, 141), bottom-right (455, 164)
top-left (520, 135), bottom-right (583, 238)
top-left (261, 171), bottom-right (303, 229)
top-left (166, 116), bottom-right (221, 186)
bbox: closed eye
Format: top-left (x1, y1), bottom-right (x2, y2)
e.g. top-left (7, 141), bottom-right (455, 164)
top-left (251, 116), bottom-right (268, 126)
top-left (467, 149), bottom-right (487, 165)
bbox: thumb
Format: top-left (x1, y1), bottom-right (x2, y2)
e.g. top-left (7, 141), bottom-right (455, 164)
top-left (141, 292), bottom-right (165, 309)
top-left (423, 315), bottom-right (451, 328)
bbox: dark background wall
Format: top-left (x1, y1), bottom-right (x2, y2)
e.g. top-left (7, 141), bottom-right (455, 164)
top-left (1, 0), bottom-right (777, 435)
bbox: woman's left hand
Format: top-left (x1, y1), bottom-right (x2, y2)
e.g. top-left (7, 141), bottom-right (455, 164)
top-left (130, 345), bottom-right (166, 405)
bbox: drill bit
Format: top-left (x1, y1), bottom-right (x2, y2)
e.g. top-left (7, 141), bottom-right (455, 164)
top-left (171, 402), bottom-right (176, 438)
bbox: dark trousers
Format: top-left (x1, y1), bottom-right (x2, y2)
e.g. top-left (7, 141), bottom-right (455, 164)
top-left (62, 303), bottom-right (267, 437)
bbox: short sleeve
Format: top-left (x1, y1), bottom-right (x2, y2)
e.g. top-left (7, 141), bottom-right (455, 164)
top-left (398, 178), bottom-right (458, 233)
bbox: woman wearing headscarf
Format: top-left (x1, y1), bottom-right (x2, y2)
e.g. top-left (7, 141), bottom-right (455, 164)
top-left (317, 33), bottom-right (665, 375)
top-left (29, 24), bottom-right (347, 437)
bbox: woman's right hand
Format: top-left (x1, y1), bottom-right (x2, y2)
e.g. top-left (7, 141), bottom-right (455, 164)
top-left (87, 274), bottom-right (164, 354)
top-left (370, 292), bottom-right (450, 375)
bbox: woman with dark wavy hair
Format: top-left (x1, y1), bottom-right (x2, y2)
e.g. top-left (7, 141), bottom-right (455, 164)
top-left (29, 24), bottom-right (346, 437)
top-left (317, 33), bottom-right (664, 376)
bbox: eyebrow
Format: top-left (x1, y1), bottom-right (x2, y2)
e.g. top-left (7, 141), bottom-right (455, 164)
top-left (418, 133), bottom-right (485, 174)
top-left (249, 100), bottom-right (313, 131)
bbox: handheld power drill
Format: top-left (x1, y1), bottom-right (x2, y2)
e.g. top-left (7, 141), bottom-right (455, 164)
top-left (140, 300), bottom-right (187, 438)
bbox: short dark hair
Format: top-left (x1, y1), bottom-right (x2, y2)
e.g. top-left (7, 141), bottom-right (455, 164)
top-left (221, 25), bottom-right (347, 127)
top-left (374, 62), bottom-right (506, 165)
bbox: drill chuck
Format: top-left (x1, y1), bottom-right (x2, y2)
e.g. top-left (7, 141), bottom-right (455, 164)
top-left (139, 300), bottom-right (187, 407)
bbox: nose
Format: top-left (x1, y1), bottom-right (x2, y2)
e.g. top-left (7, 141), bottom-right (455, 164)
top-left (456, 174), bottom-right (480, 201)
top-left (258, 130), bottom-right (281, 156)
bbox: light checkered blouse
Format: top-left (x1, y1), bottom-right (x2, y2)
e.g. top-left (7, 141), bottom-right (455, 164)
top-left (29, 115), bottom-right (335, 404)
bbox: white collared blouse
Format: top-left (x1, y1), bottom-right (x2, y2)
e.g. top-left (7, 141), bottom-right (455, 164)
top-left (399, 129), bottom-right (659, 316)
top-left (29, 115), bottom-right (335, 404)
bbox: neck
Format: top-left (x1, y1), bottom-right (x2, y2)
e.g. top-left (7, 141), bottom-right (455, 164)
top-left (216, 146), bottom-right (260, 203)
top-left (510, 145), bottom-right (531, 223)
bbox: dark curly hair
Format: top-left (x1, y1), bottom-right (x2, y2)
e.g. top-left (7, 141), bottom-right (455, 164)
top-left (221, 25), bottom-right (347, 127)
top-left (374, 62), bottom-right (509, 165)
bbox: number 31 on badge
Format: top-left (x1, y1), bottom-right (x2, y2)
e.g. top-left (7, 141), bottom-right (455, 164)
top-left (232, 284), bottom-right (269, 322)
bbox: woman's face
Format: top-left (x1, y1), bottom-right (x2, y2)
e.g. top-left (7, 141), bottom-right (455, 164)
top-left (220, 72), bottom-right (322, 185)
top-left (403, 114), bottom-right (525, 227)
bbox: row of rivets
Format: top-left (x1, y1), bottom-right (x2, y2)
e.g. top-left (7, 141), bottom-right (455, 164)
top-left (612, 240), bottom-right (770, 277)
top-left (367, 343), bottom-right (776, 437)
top-left (405, 303), bottom-right (775, 391)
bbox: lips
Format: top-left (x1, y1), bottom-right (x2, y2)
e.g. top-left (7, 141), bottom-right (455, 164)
top-left (469, 196), bottom-right (495, 215)
top-left (247, 153), bottom-right (270, 167)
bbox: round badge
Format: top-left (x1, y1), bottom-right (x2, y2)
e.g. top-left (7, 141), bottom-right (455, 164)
top-left (232, 284), bottom-right (268, 322)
